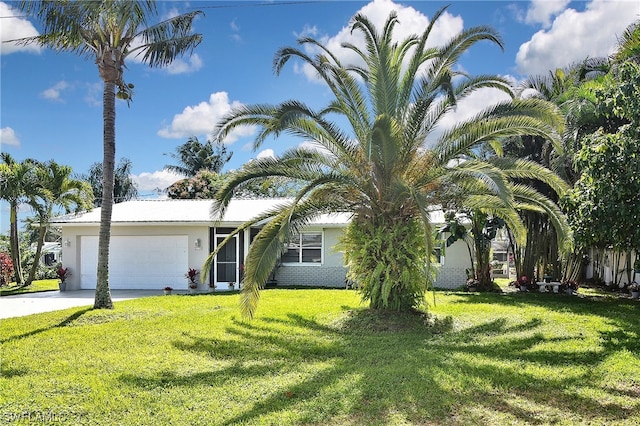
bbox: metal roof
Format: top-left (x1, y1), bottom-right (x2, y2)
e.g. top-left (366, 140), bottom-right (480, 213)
top-left (51, 198), bottom-right (451, 227)
top-left (50, 198), bottom-right (353, 226)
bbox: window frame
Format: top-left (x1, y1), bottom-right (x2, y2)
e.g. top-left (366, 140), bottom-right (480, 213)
top-left (281, 231), bottom-right (323, 265)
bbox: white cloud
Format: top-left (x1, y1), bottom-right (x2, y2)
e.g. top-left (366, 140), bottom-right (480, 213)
top-left (296, 0), bottom-right (464, 82)
top-left (516, 0), bottom-right (639, 75)
top-left (294, 24), bottom-right (319, 38)
top-left (426, 87), bottom-right (513, 145)
top-left (162, 7), bottom-right (181, 21)
top-left (84, 82), bottom-right (103, 107)
top-left (40, 81), bottom-right (70, 102)
top-left (230, 18), bottom-right (240, 32)
top-left (256, 149), bottom-right (276, 160)
top-left (0, 127), bottom-right (20, 147)
top-left (229, 18), bottom-right (242, 42)
top-left (158, 91), bottom-right (256, 143)
top-left (298, 141), bottom-right (336, 160)
top-left (127, 35), bottom-right (202, 74)
top-left (525, 0), bottom-right (571, 27)
top-left (131, 169), bottom-right (185, 193)
top-left (0, 2), bottom-right (41, 55)
top-left (165, 53), bottom-right (203, 74)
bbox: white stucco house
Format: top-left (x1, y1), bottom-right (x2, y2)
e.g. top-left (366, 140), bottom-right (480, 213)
top-left (51, 198), bottom-right (470, 291)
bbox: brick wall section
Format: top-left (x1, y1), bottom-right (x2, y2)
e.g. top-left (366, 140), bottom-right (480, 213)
top-left (275, 264), bottom-right (466, 289)
top-left (275, 265), bottom-right (348, 288)
top-left (434, 267), bottom-right (467, 289)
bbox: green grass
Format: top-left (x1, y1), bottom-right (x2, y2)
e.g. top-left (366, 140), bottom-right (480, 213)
top-left (0, 279), bottom-right (60, 296)
top-left (1, 289), bottom-right (639, 425)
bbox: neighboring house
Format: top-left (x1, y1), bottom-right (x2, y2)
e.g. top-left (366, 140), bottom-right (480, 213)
top-left (36, 241), bottom-right (62, 266)
top-left (51, 199), bottom-right (470, 291)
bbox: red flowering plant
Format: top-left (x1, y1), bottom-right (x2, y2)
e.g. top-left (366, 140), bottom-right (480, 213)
top-left (186, 268), bottom-right (199, 288)
top-left (515, 275), bottom-right (532, 291)
top-left (57, 266), bottom-right (71, 283)
top-left (560, 280), bottom-right (579, 294)
top-left (0, 252), bottom-right (14, 286)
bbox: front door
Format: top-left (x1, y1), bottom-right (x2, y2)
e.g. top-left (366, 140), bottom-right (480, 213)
top-left (215, 235), bottom-right (238, 290)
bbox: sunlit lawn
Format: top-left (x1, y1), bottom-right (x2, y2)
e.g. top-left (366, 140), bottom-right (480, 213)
top-left (1, 289), bottom-right (639, 425)
top-left (0, 279), bottom-right (59, 296)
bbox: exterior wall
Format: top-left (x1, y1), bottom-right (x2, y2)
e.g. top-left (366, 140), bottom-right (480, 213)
top-left (274, 227), bottom-right (347, 288)
top-left (434, 239), bottom-right (472, 289)
top-left (60, 225), bottom-right (210, 290)
top-left (275, 265), bottom-right (348, 288)
top-left (61, 222), bottom-right (471, 290)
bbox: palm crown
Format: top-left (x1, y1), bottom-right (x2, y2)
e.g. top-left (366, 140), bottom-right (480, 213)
top-left (204, 8), bottom-right (569, 318)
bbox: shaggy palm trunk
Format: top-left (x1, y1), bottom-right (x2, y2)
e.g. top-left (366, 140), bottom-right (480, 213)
top-left (470, 214), bottom-right (493, 291)
top-left (9, 203), bottom-right (23, 285)
top-left (94, 81), bottom-right (116, 309)
top-left (519, 212), bottom-right (543, 280)
top-left (342, 216), bottom-right (428, 311)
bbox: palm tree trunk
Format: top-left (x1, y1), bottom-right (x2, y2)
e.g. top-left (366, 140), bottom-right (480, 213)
top-left (26, 221), bottom-right (47, 285)
top-left (94, 81), bottom-right (116, 309)
top-left (9, 202), bottom-right (24, 285)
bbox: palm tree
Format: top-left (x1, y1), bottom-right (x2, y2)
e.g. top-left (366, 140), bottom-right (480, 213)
top-left (0, 154), bottom-right (44, 285)
top-left (165, 136), bottom-right (233, 177)
top-left (614, 20), bottom-right (639, 64)
top-left (16, 1), bottom-right (202, 308)
top-left (510, 59), bottom-right (609, 281)
top-left (204, 9), bottom-right (569, 318)
top-left (81, 158), bottom-right (139, 207)
top-left (26, 160), bottom-right (94, 285)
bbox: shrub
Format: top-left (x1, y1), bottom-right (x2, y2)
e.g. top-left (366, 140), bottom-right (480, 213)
top-left (0, 252), bottom-right (14, 286)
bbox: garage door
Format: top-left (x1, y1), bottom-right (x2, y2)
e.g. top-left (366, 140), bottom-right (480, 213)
top-left (80, 236), bottom-right (188, 289)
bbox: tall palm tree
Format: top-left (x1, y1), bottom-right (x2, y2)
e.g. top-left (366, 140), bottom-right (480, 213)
top-left (0, 154), bottom-right (44, 286)
top-left (204, 9), bottom-right (568, 318)
top-left (165, 136), bottom-right (233, 177)
top-left (26, 160), bottom-right (94, 285)
top-left (16, 1), bottom-right (202, 308)
top-left (510, 59), bottom-right (608, 281)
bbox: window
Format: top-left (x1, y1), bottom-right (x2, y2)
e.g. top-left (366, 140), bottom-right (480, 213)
top-left (282, 232), bottom-right (322, 264)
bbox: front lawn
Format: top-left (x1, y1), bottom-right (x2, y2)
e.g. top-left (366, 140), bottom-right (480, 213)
top-left (0, 279), bottom-right (60, 296)
top-left (1, 289), bottom-right (638, 425)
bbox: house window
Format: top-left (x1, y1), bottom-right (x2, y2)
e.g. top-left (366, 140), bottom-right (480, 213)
top-left (281, 232), bottom-right (322, 264)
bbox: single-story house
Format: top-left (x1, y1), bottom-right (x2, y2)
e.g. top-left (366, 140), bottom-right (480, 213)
top-left (35, 241), bottom-right (62, 266)
top-left (51, 199), bottom-right (471, 291)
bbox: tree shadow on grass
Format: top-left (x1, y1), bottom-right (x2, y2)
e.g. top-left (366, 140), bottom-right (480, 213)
top-left (119, 308), bottom-right (640, 425)
top-left (1, 308), bottom-right (92, 344)
top-left (0, 364), bottom-right (28, 378)
top-left (451, 292), bottom-right (640, 354)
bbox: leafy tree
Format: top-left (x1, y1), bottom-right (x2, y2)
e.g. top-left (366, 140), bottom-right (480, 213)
top-left (167, 169), bottom-right (300, 199)
top-left (504, 60), bottom-right (608, 281)
top-left (81, 158), bottom-right (138, 207)
top-left (204, 9), bottom-right (567, 318)
top-left (25, 160), bottom-right (93, 285)
top-left (233, 175), bottom-right (301, 199)
top-left (166, 170), bottom-right (225, 199)
top-left (16, 1), bottom-right (202, 308)
top-left (165, 136), bottom-right (232, 177)
top-left (0, 154), bottom-right (45, 285)
top-left (565, 62), bottom-right (640, 285)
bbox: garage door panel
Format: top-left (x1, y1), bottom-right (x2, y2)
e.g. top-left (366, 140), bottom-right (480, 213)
top-left (80, 235), bottom-right (188, 290)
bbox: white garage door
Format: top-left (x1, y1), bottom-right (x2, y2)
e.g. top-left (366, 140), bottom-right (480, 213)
top-left (80, 235), bottom-right (188, 289)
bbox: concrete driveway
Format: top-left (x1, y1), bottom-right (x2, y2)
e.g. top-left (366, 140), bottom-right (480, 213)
top-left (0, 290), bottom-right (160, 319)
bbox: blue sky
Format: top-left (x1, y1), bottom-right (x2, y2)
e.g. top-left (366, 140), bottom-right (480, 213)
top-left (1, 0), bottom-right (638, 233)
